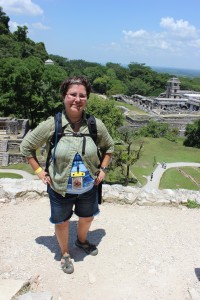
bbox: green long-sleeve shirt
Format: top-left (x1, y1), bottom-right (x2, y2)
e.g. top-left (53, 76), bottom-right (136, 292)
top-left (20, 111), bottom-right (114, 196)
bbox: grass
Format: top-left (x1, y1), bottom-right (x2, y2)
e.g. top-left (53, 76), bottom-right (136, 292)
top-left (0, 163), bottom-right (34, 174)
top-left (113, 100), bottom-right (148, 115)
top-left (159, 168), bottom-right (199, 190)
top-left (181, 167), bottom-right (200, 184)
top-left (131, 137), bottom-right (200, 185)
top-left (0, 172), bottom-right (23, 179)
top-left (184, 199), bottom-right (200, 209)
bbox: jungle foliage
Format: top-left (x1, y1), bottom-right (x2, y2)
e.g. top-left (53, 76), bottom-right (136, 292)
top-left (0, 8), bottom-right (198, 122)
top-left (0, 7), bottom-right (200, 153)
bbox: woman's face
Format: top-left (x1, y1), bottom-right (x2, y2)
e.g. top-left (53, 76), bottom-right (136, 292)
top-left (63, 84), bottom-right (88, 116)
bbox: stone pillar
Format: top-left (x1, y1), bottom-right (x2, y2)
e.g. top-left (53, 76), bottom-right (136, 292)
top-left (2, 152), bottom-right (9, 166)
top-left (0, 140), bottom-right (8, 152)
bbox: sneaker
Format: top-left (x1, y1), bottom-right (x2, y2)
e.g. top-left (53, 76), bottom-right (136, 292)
top-left (75, 238), bottom-right (98, 256)
top-left (61, 253), bottom-right (74, 274)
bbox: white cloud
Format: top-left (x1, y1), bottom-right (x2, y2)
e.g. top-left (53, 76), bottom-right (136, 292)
top-left (123, 29), bottom-right (147, 39)
top-left (121, 17), bottom-right (200, 55)
top-left (32, 22), bottom-right (50, 30)
top-left (190, 39), bottom-right (200, 48)
top-left (0, 0), bottom-right (43, 16)
top-left (160, 17), bottom-right (197, 38)
top-left (9, 20), bottom-right (50, 33)
top-left (9, 20), bottom-right (20, 32)
top-left (9, 20), bottom-right (29, 32)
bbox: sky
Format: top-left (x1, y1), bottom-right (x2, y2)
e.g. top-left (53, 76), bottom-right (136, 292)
top-left (1, 0), bottom-right (200, 70)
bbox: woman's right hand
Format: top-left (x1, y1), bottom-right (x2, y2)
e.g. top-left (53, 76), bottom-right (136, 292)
top-left (37, 169), bottom-right (52, 185)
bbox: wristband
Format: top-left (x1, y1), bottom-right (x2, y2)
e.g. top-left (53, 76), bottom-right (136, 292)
top-left (34, 167), bottom-right (43, 174)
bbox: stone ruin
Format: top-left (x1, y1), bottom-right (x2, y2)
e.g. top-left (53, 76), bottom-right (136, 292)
top-left (113, 77), bottom-right (200, 136)
top-left (0, 117), bottom-right (29, 166)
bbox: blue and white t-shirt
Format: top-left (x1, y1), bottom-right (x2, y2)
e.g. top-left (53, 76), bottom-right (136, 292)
top-left (67, 153), bottom-right (94, 194)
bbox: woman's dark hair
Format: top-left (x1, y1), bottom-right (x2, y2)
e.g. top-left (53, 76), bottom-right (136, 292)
top-left (60, 76), bottom-right (91, 98)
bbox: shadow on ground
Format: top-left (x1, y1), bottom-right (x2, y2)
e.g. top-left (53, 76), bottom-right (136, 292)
top-left (35, 220), bottom-right (106, 262)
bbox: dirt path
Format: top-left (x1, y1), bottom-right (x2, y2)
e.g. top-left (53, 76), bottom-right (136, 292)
top-left (1, 198), bottom-right (200, 300)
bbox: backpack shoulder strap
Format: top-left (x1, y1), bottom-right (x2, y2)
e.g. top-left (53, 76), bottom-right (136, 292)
top-left (86, 115), bottom-right (98, 145)
top-left (86, 114), bottom-right (102, 205)
top-left (45, 112), bottom-right (63, 172)
top-left (86, 114), bottom-right (102, 161)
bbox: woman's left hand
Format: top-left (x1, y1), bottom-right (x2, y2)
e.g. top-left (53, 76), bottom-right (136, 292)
top-left (94, 170), bottom-right (106, 185)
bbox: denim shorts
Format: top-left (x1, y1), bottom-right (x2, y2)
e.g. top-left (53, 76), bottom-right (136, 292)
top-left (47, 185), bottom-right (99, 224)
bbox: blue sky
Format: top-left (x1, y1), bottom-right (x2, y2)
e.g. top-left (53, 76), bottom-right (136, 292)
top-left (1, 0), bottom-right (200, 70)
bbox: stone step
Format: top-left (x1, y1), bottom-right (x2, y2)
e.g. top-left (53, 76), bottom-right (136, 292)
top-left (0, 130), bottom-right (7, 134)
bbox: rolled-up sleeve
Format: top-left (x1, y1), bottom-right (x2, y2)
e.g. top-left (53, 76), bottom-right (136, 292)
top-left (20, 117), bottom-right (54, 158)
top-left (96, 119), bottom-right (114, 153)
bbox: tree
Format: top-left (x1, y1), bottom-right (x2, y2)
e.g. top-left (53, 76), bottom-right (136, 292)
top-left (92, 76), bottom-right (110, 94)
top-left (112, 126), bottom-right (143, 185)
top-left (0, 7), bottom-right (10, 34)
top-left (41, 64), bottom-right (67, 118)
top-left (84, 66), bottom-right (105, 83)
top-left (0, 57), bottom-right (44, 125)
top-left (13, 26), bottom-right (28, 42)
top-left (86, 94), bottom-right (124, 139)
top-left (140, 120), bottom-right (169, 138)
top-left (183, 119), bottom-right (200, 148)
top-left (105, 62), bottom-right (129, 82)
top-left (127, 77), bottom-right (151, 96)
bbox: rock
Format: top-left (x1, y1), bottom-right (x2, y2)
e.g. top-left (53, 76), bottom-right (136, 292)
top-left (188, 287), bottom-right (200, 300)
top-left (16, 291), bottom-right (53, 300)
top-left (0, 278), bottom-right (25, 300)
top-left (88, 272), bottom-right (96, 284)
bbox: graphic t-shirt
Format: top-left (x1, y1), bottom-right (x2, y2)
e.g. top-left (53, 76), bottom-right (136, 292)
top-left (67, 153), bottom-right (94, 194)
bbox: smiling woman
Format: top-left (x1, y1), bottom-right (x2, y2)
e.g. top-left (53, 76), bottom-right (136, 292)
top-left (20, 75), bottom-right (114, 274)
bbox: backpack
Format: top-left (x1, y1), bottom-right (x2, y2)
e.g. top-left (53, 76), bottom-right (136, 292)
top-left (45, 112), bottom-right (102, 204)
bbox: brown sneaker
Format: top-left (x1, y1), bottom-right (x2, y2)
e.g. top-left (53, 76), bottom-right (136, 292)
top-left (61, 253), bottom-right (74, 274)
top-left (75, 239), bottom-right (98, 256)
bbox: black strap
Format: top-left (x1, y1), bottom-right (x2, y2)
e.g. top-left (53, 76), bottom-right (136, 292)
top-left (87, 115), bottom-right (102, 161)
top-left (45, 112), bottom-right (64, 172)
top-left (87, 115), bottom-right (98, 144)
top-left (82, 136), bottom-right (86, 156)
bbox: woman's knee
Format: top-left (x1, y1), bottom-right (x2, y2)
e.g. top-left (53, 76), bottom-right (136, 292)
top-left (79, 216), bottom-right (94, 224)
top-left (55, 220), bottom-right (69, 229)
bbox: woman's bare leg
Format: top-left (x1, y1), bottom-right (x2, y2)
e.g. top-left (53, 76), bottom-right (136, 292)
top-left (77, 216), bottom-right (94, 242)
top-left (55, 220), bottom-right (69, 255)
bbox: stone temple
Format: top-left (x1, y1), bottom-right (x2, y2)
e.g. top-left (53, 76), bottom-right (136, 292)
top-left (114, 77), bottom-right (200, 136)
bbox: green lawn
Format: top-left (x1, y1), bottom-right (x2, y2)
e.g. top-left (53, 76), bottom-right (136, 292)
top-left (114, 100), bottom-right (148, 115)
top-left (132, 137), bottom-right (200, 186)
top-left (0, 172), bottom-right (23, 179)
top-left (159, 168), bottom-right (199, 190)
top-left (181, 167), bottom-right (200, 185)
top-left (0, 163), bottom-right (34, 174)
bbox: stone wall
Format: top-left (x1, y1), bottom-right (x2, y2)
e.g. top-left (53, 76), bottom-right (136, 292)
top-left (8, 154), bottom-right (27, 164)
top-left (0, 118), bottom-right (29, 136)
top-left (0, 139), bottom-right (24, 166)
top-left (0, 179), bottom-right (199, 206)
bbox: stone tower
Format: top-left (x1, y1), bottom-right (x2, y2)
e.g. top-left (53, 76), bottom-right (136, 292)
top-left (166, 77), bottom-right (181, 99)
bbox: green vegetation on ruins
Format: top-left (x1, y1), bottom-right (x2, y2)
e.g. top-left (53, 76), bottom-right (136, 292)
top-left (0, 7), bottom-right (200, 190)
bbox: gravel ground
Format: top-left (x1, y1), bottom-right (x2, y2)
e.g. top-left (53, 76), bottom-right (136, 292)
top-left (1, 198), bottom-right (200, 300)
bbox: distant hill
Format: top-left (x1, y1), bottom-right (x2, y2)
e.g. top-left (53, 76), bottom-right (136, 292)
top-left (151, 66), bottom-right (200, 78)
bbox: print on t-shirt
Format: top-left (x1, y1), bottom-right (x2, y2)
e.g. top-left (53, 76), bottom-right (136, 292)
top-left (67, 153), bottom-right (94, 194)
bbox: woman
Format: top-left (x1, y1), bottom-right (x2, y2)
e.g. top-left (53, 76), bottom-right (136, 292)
top-left (20, 76), bottom-right (114, 274)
